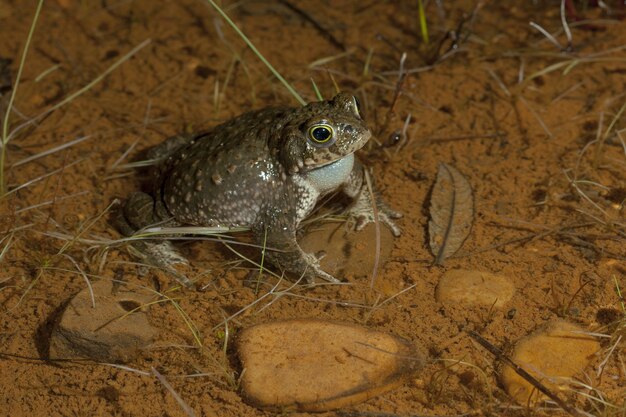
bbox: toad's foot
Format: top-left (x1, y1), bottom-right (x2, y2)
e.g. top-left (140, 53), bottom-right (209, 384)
top-left (128, 240), bottom-right (194, 288)
top-left (114, 196), bottom-right (194, 287)
top-left (302, 252), bottom-right (341, 284)
top-left (113, 198), bottom-right (193, 287)
top-left (264, 244), bottom-right (341, 284)
top-left (347, 190), bottom-right (402, 237)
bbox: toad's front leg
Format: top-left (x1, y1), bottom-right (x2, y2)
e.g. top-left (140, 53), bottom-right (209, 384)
top-left (342, 158), bottom-right (402, 236)
top-left (254, 217), bottom-right (340, 284)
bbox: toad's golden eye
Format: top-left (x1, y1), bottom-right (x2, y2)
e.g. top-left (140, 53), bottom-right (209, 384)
top-left (308, 124), bottom-right (334, 144)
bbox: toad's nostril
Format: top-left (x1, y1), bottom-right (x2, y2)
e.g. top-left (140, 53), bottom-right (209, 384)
top-left (345, 125), bottom-right (354, 134)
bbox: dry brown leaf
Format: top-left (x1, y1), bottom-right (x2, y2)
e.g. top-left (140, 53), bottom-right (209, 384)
top-left (428, 163), bottom-right (474, 264)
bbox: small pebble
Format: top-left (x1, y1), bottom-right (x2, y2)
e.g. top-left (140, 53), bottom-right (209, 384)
top-left (436, 269), bottom-right (515, 308)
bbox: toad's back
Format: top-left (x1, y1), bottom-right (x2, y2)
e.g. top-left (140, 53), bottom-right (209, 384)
top-left (158, 107), bottom-right (292, 228)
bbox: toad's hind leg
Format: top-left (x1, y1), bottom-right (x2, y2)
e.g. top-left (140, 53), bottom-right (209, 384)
top-left (114, 192), bottom-right (193, 287)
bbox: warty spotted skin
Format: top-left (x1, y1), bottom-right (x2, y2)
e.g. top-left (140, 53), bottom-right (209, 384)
top-left (117, 93), bottom-right (401, 283)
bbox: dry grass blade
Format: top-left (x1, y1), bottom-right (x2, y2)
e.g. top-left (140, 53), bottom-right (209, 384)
top-left (12, 135), bottom-right (92, 167)
top-left (0, 233), bottom-right (14, 265)
top-left (364, 170), bottom-right (381, 289)
top-left (203, 0), bottom-right (305, 105)
top-left (428, 163), bottom-right (474, 265)
top-left (102, 363), bottom-right (151, 376)
top-left (6, 39), bottom-right (152, 144)
top-left (0, 0), bottom-right (44, 195)
top-left (151, 367), bottom-right (199, 417)
top-left (3, 158), bottom-right (85, 198)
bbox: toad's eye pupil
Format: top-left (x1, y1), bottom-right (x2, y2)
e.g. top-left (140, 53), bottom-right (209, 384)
top-left (311, 126), bottom-right (331, 142)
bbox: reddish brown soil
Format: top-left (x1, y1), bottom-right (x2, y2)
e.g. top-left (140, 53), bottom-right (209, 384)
top-left (0, 1), bottom-right (625, 416)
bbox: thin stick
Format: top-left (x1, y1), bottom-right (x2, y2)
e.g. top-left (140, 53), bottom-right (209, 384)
top-left (277, 0), bottom-right (345, 51)
top-left (427, 132), bottom-right (505, 143)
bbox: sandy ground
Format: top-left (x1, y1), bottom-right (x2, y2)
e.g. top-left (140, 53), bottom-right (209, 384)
top-left (0, 0), bottom-right (624, 416)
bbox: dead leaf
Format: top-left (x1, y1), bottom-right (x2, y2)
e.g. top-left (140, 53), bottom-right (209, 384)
top-left (428, 163), bottom-right (474, 264)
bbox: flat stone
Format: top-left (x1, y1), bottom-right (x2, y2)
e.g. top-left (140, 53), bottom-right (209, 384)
top-left (236, 319), bottom-right (424, 411)
top-left (299, 222), bottom-right (394, 279)
top-left (49, 280), bottom-right (157, 363)
top-left (436, 269), bottom-right (515, 308)
top-left (501, 320), bottom-right (600, 405)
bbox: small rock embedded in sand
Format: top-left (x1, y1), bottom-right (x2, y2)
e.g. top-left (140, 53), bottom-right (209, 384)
top-left (501, 320), bottom-right (600, 405)
top-left (49, 280), bottom-right (157, 363)
top-left (299, 222), bottom-right (394, 279)
top-left (436, 269), bottom-right (515, 308)
top-left (236, 319), bottom-right (423, 411)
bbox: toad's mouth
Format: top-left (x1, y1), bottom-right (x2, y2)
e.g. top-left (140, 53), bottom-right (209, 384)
top-left (305, 151), bottom-right (355, 170)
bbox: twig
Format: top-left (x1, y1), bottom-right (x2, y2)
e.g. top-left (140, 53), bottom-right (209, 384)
top-left (277, 0), bottom-right (345, 51)
top-left (338, 411), bottom-right (472, 417)
top-left (469, 331), bottom-right (585, 417)
top-left (427, 132), bottom-right (506, 144)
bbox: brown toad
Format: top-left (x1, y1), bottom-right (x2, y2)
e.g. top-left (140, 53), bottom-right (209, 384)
top-left (117, 93), bottom-right (400, 284)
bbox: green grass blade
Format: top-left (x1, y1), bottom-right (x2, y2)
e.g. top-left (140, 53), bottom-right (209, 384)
top-left (310, 78), bottom-right (323, 101)
top-left (417, 0), bottom-right (429, 45)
